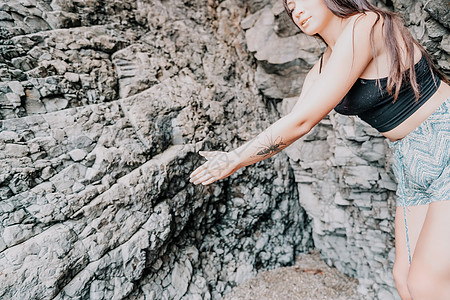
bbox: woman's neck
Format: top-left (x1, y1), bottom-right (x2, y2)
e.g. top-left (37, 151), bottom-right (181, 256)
top-left (318, 15), bottom-right (353, 49)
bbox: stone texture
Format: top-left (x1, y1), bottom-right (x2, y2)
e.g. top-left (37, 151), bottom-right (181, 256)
top-left (0, 1), bottom-right (311, 299)
top-left (1, 0), bottom-right (448, 299)
top-left (242, 2), bottom-right (325, 99)
top-left (241, 0), bottom-right (448, 299)
top-left (388, 0), bottom-right (450, 74)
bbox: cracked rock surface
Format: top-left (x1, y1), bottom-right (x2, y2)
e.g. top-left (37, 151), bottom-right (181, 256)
top-left (1, 1), bottom-right (311, 299)
top-left (238, 0), bottom-right (448, 299)
top-left (1, 0), bottom-right (448, 299)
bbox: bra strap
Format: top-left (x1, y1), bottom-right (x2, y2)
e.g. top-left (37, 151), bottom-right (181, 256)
top-left (319, 56), bottom-right (323, 74)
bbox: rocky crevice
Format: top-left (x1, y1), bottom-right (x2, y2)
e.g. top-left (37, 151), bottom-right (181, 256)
top-left (1, 1), bottom-right (312, 299)
top-left (241, 0), bottom-right (449, 299)
top-left (1, 0), bottom-right (448, 299)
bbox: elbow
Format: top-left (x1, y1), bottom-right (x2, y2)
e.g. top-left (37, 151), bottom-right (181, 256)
top-left (298, 122), bottom-right (313, 138)
top-left (287, 113), bottom-right (313, 138)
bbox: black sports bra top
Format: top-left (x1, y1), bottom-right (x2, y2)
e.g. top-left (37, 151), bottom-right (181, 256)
top-left (333, 55), bottom-right (441, 132)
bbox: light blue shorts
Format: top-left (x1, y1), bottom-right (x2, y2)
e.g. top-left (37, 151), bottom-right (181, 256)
top-left (390, 97), bottom-right (450, 206)
top-left (389, 97), bottom-right (450, 263)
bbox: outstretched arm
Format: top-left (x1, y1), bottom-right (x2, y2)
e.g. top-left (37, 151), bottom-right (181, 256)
top-left (190, 13), bottom-right (381, 185)
top-left (189, 112), bottom-right (312, 185)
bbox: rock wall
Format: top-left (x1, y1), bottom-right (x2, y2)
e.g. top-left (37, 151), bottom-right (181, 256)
top-left (0, 1), bottom-right (312, 299)
top-left (242, 0), bottom-right (449, 299)
top-left (1, 0), bottom-right (448, 299)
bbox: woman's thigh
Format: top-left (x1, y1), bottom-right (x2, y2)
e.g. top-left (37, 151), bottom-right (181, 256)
top-left (410, 200), bottom-right (450, 277)
top-left (394, 204), bottom-right (429, 278)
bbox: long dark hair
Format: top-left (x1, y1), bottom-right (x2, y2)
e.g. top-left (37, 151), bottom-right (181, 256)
top-left (283, 0), bottom-right (449, 102)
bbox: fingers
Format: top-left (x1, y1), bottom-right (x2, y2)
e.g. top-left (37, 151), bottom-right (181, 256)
top-left (190, 151), bottom-right (234, 185)
top-left (189, 164), bottom-right (216, 185)
top-left (190, 162), bottom-right (217, 178)
top-left (202, 176), bottom-right (217, 185)
top-left (199, 151), bottom-right (217, 157)
top-left (190, 165), bottom-right (204, 178)
top-left (199, 151), bottom-right (221, 161)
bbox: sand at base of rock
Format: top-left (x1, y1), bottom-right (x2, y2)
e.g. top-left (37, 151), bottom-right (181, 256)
top-left (223, 250), bottom-right (363, 300)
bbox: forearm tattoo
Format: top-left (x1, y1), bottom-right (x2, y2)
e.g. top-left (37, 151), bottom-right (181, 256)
top-left (253, 135), bottom-right (287, 157)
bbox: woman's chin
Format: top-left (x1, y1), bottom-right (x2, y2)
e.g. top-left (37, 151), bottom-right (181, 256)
top-left (300, 29), bottom-right (316, 36)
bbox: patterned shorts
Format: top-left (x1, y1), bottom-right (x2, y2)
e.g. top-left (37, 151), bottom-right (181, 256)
top-left (390, 97), bottom-right (450, 207)
top-left (389, 96), bottom-right (450, 264)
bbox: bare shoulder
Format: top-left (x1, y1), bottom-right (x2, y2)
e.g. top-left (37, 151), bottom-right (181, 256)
top-left (332, 11), bottom-right (386, 59)
top-left (353, 11), bottom-right (384, 28)
top-left (347, 11), bottom-right (384, 39)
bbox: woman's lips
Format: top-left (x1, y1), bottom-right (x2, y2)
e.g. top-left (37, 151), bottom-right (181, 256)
top-left (301, 16), bottom-right (311, 27)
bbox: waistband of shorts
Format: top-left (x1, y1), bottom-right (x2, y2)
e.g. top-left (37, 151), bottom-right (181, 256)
top-left (388, 96), bottom-right (450, 149)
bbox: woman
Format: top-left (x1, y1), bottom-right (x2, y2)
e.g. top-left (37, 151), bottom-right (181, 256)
top-left (190, 0), bottom-right (450, 298)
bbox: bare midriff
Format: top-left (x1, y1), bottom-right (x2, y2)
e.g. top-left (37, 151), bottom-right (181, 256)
top-left (382, 82), bottom-right (450, 142)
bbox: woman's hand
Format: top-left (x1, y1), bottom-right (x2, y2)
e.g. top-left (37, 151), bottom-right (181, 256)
top-left (189, 151), bottom-right (239, 185)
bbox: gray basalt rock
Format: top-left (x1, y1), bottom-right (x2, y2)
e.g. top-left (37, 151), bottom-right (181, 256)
top-left (2, 0), bottom-right (447, 299)
top-left (243, 0), bottom-right (448, 299)
top-left (243, 3), bottom-right (325, 99)
top-left (391, 0), bottom-right (450, 75)
top-left (0, 0), bottom-right (311, 299)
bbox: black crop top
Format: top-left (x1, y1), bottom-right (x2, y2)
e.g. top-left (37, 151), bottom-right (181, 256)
top-left (334, 55), bottom-right (441, 132)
